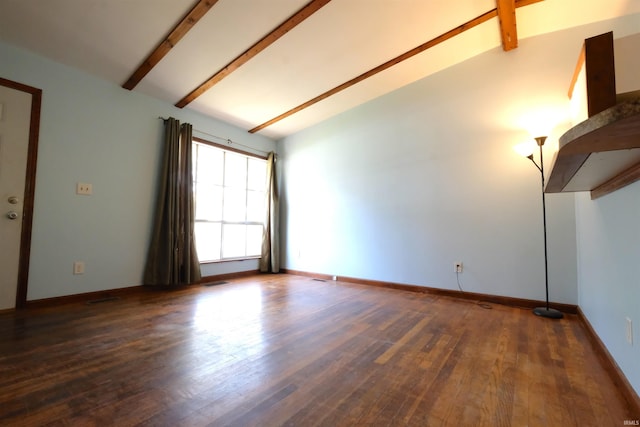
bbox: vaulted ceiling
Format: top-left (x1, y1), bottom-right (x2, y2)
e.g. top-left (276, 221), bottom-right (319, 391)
top-left (1, 0), bottom-right (639, 139)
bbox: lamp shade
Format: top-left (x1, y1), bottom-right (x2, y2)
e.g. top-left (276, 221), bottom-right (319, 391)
top-left (513, 140), bottom-right (537, 157)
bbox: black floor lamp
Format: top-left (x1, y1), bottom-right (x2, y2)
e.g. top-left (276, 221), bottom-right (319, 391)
top-left (520, 136), bottom-right (563, 319)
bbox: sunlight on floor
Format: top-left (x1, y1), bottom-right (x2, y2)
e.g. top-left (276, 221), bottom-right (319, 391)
top-left (192, 284), bottom-right (265, 354)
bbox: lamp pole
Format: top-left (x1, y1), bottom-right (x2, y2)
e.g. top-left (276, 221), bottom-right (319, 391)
top-left (529, 136), bottom-right (563, 319)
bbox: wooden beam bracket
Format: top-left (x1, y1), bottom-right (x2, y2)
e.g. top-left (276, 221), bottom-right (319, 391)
top-left (496, 0), bottom-right (518, 51)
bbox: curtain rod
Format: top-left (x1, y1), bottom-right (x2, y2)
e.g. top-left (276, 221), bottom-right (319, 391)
top-left (158, 116), bottom-right (271, 156)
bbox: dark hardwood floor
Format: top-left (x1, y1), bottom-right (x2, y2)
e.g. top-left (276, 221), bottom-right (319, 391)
top-left (0, 274), bottom-right (636, 426)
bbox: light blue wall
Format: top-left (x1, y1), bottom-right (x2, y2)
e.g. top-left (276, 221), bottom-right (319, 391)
top-left (576, 184), bottom-right (640, 395)
top-left (278, 29), bottom-right (582, 304)
top-left (0, 41), bottom-right (275, 300)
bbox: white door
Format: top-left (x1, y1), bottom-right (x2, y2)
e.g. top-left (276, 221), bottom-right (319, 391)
top-left (0, 84), bottom-right (32, 310)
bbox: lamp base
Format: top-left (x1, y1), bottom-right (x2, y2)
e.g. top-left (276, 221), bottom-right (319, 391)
top-left (533, 307), bottom-right (564, 319)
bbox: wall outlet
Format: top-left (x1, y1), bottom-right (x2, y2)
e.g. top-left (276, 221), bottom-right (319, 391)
top-left (76, 182), bottom-right (93, 195)
top-left (332, 275), bottom-right (337, 281)
top-left (626, 317), bottom-right (633, 345)
top-left (454, 262), bottom-right (463, 273)
top-left (73, 261), bottom-right (85, 275)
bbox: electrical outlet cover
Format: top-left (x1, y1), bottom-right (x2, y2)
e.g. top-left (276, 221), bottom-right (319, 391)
top-left (73, 261), bottom-right (85, 275)
top-left (76, 182), bottom-right (93, 195)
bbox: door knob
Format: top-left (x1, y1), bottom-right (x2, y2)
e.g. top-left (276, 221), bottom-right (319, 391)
top-left (8, 196), bottom-right (19, 204)
top-left (6, 211), bottom-right (19, 220)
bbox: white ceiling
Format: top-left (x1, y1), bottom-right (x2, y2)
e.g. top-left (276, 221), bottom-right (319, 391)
top-left (1, 0), bottom-right (639, 139)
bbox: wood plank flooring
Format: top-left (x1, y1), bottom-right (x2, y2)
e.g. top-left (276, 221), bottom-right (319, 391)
top-left (0, 274), bottom-right (636, 426)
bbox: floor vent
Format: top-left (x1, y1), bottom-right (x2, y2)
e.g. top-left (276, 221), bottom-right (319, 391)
top-left (312, 278), bottom-right (327, 282)
top-left (204, 281), bottom-right (229, 287)
top-left (86, 296), bottom-right (120, 305)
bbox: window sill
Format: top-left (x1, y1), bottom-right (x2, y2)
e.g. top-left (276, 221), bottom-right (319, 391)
top-left (199, 256), bottom-right (260, 265)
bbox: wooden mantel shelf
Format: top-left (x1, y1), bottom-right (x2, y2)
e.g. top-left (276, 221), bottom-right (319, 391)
top-left (546, 98), bottom-right (640, 199)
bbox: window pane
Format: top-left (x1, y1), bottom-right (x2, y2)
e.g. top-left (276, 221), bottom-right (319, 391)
top-left (196, 144), bottom-right (223, 185)
top-left (246, 190), bottom-right (265, 222)
top-left (192, 140), bottom-right (268, 262)
top-left (195, 184), bottom-right (222, 221)
top-left (246, 225), bottom-right (263, 257)
top-left (247, 158), bottom-right (267, 191)
top-left (222, 224), bottom-right (246, 258)
top-left (224, 152), bottom-right (247, 188)
top-left (195, 222), bottom-right (221, 261)
top-left (223, 188), bottom-right (246, 222)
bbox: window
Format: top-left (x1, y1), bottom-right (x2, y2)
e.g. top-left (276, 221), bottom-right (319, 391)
top-left (192, 140), bottom-right (267, 262)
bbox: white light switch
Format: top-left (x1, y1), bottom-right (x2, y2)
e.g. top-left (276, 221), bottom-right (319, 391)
top-left (76, 182), bottom-right (93, 195)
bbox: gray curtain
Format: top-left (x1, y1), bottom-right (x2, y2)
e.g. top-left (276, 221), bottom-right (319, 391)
top-left (259, 152), bottom-right (280, 273)
top-left (144, 118), bottom-right (201, 286)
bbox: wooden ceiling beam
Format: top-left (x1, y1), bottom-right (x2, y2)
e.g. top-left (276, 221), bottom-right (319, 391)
top-left (122, 0), bottom-right (219, 91)
top-left (249, 9), bottom-right (497, 134)
top-left (496, 0), bottom-right (518, 51)
top-left (175, 0), bottom-right (332, 109)
top-left (249, 0), bottom-right (543, 134)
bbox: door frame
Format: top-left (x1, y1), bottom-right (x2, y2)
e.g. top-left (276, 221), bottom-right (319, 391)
top-left (0, 77), bottom-right (42, 309)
